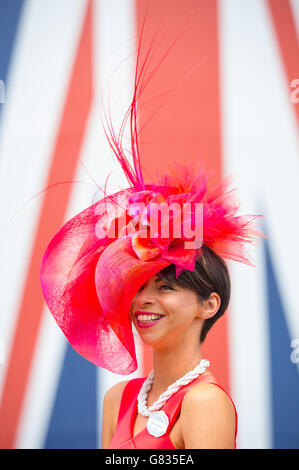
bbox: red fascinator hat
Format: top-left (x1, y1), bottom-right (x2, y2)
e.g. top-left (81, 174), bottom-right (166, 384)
top-left (40, 37), bottom-right (265, 375)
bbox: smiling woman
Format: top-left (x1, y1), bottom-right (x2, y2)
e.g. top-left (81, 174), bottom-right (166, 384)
top-left (40, 12), bottom-right (265, 450)
top-left (102, 246), bottom-right (237, 449)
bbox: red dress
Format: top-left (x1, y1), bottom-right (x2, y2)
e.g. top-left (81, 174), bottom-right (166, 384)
top-left (109, 374), bottom-right (238, 449)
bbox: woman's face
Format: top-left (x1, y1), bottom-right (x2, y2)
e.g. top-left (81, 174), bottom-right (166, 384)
top-left (129, 272), bottom-right (204, 350)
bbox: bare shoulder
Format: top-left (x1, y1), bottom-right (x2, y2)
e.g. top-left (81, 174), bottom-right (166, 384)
top-left (101, 380), bottom-right (129, 449)
top-left (182, 382), bottom-right (236, 416)
top-left (180, 383), bottom-right (236, 449)
top-left (104, 380), bottom-right (130, 405)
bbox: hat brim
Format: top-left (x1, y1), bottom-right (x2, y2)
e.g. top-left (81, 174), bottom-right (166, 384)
top-left (40, 188), bottom-right (170, 375)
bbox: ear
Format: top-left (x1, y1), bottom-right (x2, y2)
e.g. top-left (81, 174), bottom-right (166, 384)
top-left (197, 292), bottom-right (221, 320)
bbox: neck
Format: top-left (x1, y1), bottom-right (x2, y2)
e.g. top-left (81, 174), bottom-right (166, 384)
top-left (151, 341), bottom-right (203, 393)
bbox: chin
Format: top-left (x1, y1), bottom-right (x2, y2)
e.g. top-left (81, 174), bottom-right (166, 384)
top-left (136, 328), bottom-right (164, 348)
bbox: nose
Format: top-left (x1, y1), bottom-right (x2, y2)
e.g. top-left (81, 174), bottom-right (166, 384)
top-left (134, 284), bottom-right (155, 307)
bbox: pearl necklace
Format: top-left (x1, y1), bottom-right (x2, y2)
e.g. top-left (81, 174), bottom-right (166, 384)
top-left (137, 359), bottom-right (210, 437)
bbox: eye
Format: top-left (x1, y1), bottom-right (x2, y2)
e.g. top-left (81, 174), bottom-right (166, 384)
top-left (159, 284), bottom-right (175, 290)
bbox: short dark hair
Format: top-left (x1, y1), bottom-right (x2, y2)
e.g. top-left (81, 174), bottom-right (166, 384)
top-left (158, 245), bottom-right (231, 343)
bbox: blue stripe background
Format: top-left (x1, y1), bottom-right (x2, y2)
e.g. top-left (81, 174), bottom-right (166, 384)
top-left (0, 0), bottom-right (25, 121)
top-left (265, 238), bottom-right (299, 448)
top-left (44, 344), bottom-right (98, 449)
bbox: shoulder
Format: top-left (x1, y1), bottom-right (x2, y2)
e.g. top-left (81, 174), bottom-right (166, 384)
top-left (101, 380), bottom-right (130, 448)
top-left (103, 380), bottom-right (131, 424)
top-left (103, 380), bottom-right (130, 406)
top-left (180, 382), bottom-right (236, 449)
top-left (182, 382), bottom-right (236, 417)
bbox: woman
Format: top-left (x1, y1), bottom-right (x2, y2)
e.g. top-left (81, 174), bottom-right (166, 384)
top-left (102, 247), bottom-right (237, 449)
top-left (40, 29), bottom-right (265, 449)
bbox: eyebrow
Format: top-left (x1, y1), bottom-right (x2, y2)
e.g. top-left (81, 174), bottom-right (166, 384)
top-left (154, 274), bottom-right (167, 283)
top-left (154, 275), bottom-right (171, 284)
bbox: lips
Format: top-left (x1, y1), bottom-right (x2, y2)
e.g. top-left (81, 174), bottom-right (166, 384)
top-left (134, 311), bottom-right (165, 328)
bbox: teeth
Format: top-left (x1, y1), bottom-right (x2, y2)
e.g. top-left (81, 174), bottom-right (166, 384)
top-left (137, 314), bottom-right (162, 322)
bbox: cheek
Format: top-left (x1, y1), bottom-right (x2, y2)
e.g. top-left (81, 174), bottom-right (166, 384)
top-left (129, 294), bottom-right (138, 312)
top-left (164, 297), bottom-right (191, 317)
top-left (129, 303), bottom-right (135, 322)
top-left (166, 294), bottom-right (199, 322)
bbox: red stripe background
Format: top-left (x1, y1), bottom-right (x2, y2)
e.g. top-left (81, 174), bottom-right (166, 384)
top-left (135, 0), bottom-right (230, 391)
